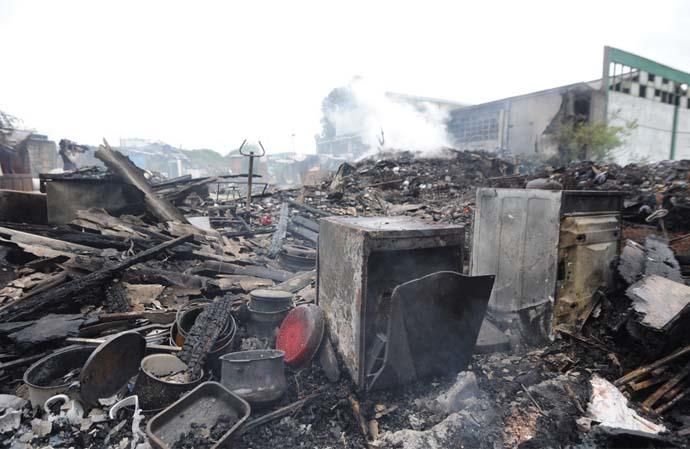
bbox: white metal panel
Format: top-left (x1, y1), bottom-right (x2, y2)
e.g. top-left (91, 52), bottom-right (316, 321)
top-left (471, 188), bottom-right (562, 314)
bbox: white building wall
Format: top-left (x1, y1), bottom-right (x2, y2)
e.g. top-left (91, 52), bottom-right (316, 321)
top-left (507, 92), bottom-right (563, 157)
top-left (675, 107), bottom-right (690, 160)
top-left (608, 91), bottom-right (675, 164)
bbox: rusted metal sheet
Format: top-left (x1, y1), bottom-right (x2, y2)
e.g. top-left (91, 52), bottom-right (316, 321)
top-left (45, 180), bottom-right (145, 224)
top-left (554, 215), bottom-right (620, 329)
top-left (371, 271), bottom-right (495, 390)
top-left (0, 190), bottom-right (46, 224)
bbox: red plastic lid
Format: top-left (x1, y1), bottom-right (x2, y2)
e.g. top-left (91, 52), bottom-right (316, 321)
top-left (276, 304), bottom-right (325, 367)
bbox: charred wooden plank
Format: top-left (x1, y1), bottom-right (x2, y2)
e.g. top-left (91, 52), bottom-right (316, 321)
top-left (268, 202), bottom-right (289, 258)
top-left (95, 141), bottom-right (188, 224)
top-left (642, 361), bottom-right (690, 410)
top-left (0, 233), bottom-right (194, 322)
top-left (164, 177), bottom-right (219, 205)
top-left (0, 226), bottom-right (99, 257)
top-left (151, 174), bottom-right (192, 188)
top-left (0, 222), bottom-right (132, 250)
top-left (287, 199), bottom-right (331, 217)
top-left (123, 267), bottom-right (207, 288)
top-left (272, 270), bottom-right (316, 293)
top-left (615, 343), bottom-right (690, 386)
top-left (292, 215), bottom-right (319, 233)
top-left (222, 227), bottom-right (275, 237)
top-left (178, 295), bottom-right (233, 377)
top-left (104, 281), bottom-right (130, 313)
top-left (288, 223), bottom-right (318, 244)
top-left (191, 261), bottom-right (292, 282)
top-left (98, 310), bottom-right (177, 324)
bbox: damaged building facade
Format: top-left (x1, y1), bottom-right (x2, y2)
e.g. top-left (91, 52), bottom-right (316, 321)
top-left (447, 46), bottom-right (690, 164)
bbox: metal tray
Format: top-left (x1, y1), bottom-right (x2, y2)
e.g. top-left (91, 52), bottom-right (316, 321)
top-left (146, 381), bottom-right (251, 449)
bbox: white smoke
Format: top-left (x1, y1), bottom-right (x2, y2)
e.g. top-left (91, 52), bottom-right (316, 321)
top-left (325, 77), bottom-right (453, 156)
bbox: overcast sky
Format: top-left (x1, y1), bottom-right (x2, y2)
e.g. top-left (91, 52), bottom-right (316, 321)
top-left (1, 0), bottom-right (689, 154)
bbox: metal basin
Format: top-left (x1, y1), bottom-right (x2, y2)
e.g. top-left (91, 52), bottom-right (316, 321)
top-left (220, 349), bottom-right (286, 406)
top-left (134, 354), bottom-right (204, 412)
top-left (147, 381), bottom-right (250, 449)
top-left (23, 346), bottom-right (94, 408)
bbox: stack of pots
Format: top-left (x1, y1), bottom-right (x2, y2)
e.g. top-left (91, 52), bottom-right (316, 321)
top-left (134, 354), bottom-right (204, 412)
top-left (23, 346), bottom-right (95, 408)
top-left (170, 303), bottom-right (237, 377)
top-left (247, 289), bottom-right (293, 339)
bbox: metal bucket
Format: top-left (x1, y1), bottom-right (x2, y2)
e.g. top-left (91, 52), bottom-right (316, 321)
top-left (23, 346), bottom-right (95, 408)
top-left (134, 354), bottom-right (204, 412)
top-left (249, 289), bottom-right (293, 313)
top-left (219, 350), bottom-right (286, 406)
top-left (175, 307), bottom-right (201, 346)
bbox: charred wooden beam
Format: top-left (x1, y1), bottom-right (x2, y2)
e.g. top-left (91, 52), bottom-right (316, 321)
top-left (123, 267), bottom-right (207, 288)
top-left (222, 227), bottom-right (274, 237)
top-left (288, 223), bottom-right (318, 244)
top-left (0, 233), bottom-right (194, 322)
top-left (268, 202), bottom-right (289, 258)
top-left (616, 343), bottom-right (690, 386)
top-left (191, 260), bottom-right (292, 282)
top-left (178, 295), bottom-right (234, 377)
top-left (0, 222), bottom-right (132, 250)
top-left (272, 270), bottom-right (316, 293)
top-left (151, 174), bottom-right (192, 188)
top-left (291, 215), bottom-right (319, 233)
top-left (95, 141), bottom-right (188, 224)
top-left (163, 176), bottom-right (219, 205)
top-left (98, 310), bottom-right (177, 324)
top-left (287, 199), bottom-right (331, 217)
top-left (0, 226), bottom-right (100, 257)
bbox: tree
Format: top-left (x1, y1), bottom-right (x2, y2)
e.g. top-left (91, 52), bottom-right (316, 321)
top-left (556, 117), bottom-right (636, 163)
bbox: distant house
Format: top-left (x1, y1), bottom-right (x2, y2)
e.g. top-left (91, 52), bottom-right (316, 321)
top-left (0, 130), bottom-right (59, 191)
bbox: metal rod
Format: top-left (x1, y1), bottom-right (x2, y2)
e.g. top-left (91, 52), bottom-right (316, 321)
top-left (246, 153), bottom-right (254, 209)
top-left (66, 337), bottom-right (181, 352)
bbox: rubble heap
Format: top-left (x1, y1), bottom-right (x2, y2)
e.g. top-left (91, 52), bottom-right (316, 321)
top-left (0, 145), bottom-right (688, 449)
top-left (542, 159), bottom-right (690, 230)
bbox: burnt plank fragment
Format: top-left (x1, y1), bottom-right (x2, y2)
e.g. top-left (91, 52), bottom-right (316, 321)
top-left (0, 233), bottom-right (194, 322)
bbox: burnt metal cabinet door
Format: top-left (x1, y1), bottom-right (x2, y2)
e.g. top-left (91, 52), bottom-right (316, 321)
top-left (470, 188), bottom-right (562, 340)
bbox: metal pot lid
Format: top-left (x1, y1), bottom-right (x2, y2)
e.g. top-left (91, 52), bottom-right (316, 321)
top-left (79, 332), bottom-right (147, 406)
top-left (276, 304), bottom-right (325, 368)
top-left (249, 289), bottom-right (293, 301)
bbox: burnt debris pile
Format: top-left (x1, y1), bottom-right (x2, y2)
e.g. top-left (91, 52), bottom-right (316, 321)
top-left (0, 145), bottom-right (689, 448)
